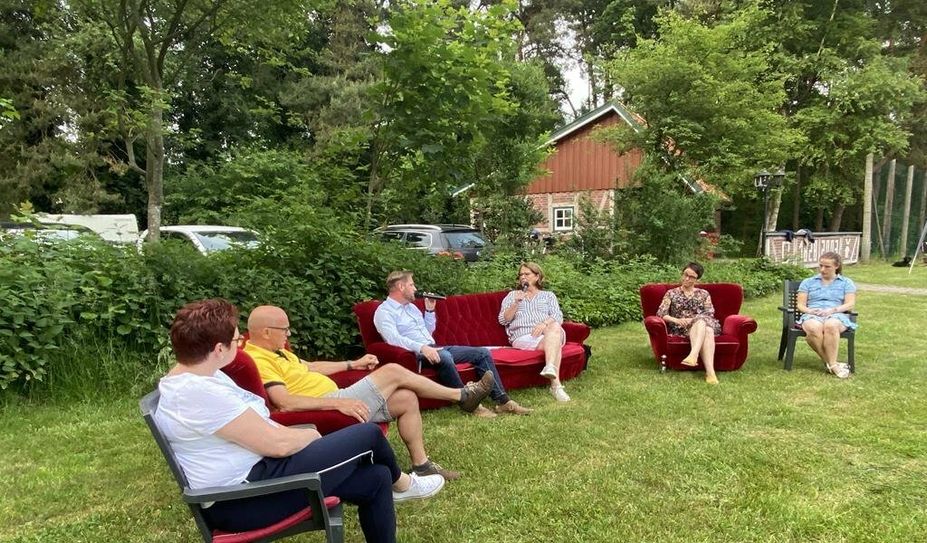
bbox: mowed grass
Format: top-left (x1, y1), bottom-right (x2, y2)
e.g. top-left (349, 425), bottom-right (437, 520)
top-left (848, 260), bottom-right (927, 288)
top-left (1, 281), bottom-right (925, 541)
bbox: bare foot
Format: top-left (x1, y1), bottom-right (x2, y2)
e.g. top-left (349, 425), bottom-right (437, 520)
top-left (681, 356), bottom-right (698, 367)
top-left (705, 374), bottom-right (719, 385)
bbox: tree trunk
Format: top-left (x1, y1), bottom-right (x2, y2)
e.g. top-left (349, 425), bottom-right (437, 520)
top-left (814, 207), bottom-right (824, 232)
top-left (792, 166), bottom-right (801, 229)
top-left (829, 203), bottom-right (844, 231)
top-left (899, 165), bottom-right (914, 255)
top-left (882, 158), bottom-right (896, 253)
top-left (918, 167), bottom-right (927, 240)
top-left (766, 188), bottom-right (783, 231)
top-left (145, 100), bottom-right (164, 241)
top-left (861, 153), bottom-right (873, 262)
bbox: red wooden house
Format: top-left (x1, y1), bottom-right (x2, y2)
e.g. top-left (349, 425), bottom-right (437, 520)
top-left (525, 101), bottom-right (706, 232)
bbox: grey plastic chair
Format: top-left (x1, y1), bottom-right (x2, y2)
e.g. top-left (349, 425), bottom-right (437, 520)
top-left (140, 390), bottom-right (344, 543)
top-left (777, 280), bottom-right (857, 372)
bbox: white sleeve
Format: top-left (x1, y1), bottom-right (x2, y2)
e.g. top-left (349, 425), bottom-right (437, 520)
top-left (176, 381), bottom-right (251, 436)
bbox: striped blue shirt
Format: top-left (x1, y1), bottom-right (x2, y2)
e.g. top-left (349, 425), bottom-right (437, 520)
top-left (498, 290), bottom-right (563, 344)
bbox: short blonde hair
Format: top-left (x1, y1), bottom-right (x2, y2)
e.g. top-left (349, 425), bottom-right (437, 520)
top-left (386, 270), bottom-right (413, 292)
top-left (518, 261), bottom-right (545, 290)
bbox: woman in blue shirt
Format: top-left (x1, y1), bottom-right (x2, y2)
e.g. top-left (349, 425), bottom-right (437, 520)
top-left (796, 251), bottom-right (858, 379)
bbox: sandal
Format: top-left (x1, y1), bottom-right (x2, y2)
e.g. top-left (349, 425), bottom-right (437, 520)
top-left (827, 363), bottom-right (850, 379)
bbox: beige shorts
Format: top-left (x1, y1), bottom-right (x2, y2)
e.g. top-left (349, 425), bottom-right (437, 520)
top-left (325, 377), bottom-right (393, 422)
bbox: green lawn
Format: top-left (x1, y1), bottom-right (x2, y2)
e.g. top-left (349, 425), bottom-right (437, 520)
top-left (2, 277), bottom-right (925, 542)
top-left (847, 260), bottom-right (927, 288)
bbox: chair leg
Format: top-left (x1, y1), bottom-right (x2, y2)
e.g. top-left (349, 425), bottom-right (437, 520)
top-left (777, 328), bottom-right (788, 361)
top-left (784, 333), bottom-right (798, 371)
top-left (326, 503), bottom-right (344, 543)
top-left (847, 335), bottom-right (855, 373)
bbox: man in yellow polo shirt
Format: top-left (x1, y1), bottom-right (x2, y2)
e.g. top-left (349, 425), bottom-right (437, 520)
top-left (244, 305), bottom-right (494, 481)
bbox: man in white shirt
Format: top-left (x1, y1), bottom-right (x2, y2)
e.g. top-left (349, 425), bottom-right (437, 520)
top-left (373, 270), bottom-right (531, 417)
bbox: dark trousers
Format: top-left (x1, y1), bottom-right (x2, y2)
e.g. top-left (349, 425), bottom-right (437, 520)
top-left (420, 345), bottom-right (510, 405)
top-left (204, 423), bottom-right (399, 543)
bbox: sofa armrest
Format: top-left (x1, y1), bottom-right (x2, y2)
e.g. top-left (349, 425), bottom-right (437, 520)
top-left (366, 342), bottom-right (418, 372)
top-left (562, 321), bottom-right (591, 344)
top-left (722, 314), bottom-right (758, 338)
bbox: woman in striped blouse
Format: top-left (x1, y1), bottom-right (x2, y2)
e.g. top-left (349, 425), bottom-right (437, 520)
top-left (498, 262), bottom-right (570, 402)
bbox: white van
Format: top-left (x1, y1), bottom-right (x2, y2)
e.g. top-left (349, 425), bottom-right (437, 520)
top-left (36, 213), bottom-right (139, 244)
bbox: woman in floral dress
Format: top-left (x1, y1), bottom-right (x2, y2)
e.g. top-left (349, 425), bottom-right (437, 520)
top-left (656, 262), bottom-right (721, 384)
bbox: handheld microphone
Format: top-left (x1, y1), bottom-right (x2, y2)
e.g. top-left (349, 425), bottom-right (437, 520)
top-left (417, 291), bottom-right (446, 300)
top-left (521, 282), bottom-right (529, 292)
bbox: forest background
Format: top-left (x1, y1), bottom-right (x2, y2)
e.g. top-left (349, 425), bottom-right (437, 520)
top-left (2, 0), bottom-right (926, 246)
top-left (1, 0), bottom-right (926, 396)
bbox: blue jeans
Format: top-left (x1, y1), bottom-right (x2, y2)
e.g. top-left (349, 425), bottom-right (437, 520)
top-left (419, 345), bottom-right (509, 405)
top-left (204, 423), bottom-right (398, 543)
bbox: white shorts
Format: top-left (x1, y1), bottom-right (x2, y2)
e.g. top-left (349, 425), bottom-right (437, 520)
top-left (511, 333), bottom-right (566, 351)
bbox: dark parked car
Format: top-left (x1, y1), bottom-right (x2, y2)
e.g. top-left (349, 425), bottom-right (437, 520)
top-left (377, 224), bottom-right (490, 262)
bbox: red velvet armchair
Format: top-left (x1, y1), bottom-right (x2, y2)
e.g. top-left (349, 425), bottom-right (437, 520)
top-left (639, 283), bottom-right (757, 372)
top-left (221, 349), bottom-right (387, 436)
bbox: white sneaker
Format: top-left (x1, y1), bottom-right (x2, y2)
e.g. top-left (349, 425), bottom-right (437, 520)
top-left (393, 472), bottom-right (445, 503)
top-left (539, 365), bottom-right (557, 379)
top-left (550, 385), bottom-right (571, 402)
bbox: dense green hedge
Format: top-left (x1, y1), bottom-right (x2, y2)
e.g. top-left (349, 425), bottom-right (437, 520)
top-left (0, 222), bottom-right (806, 396)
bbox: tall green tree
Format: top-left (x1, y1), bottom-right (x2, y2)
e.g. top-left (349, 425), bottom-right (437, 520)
top-left (68, 0), bottom-right (312, 239)
top-left (606, 8), bottom-right (799, 195)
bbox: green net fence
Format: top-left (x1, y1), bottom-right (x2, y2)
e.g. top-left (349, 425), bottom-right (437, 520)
top-left (870, 160), bottom-right (927, 261)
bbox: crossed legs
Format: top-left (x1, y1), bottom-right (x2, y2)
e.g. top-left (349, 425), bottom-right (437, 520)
top-left (366, 364), bottom-right (467, 465)
top-left (539, 323), bottom-right (564, 388)
top-left (682, 319), bottom-right (718, 383)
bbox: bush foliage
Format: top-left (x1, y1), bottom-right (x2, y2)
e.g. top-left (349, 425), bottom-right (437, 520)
top-left (0, 214), bottom-right (806, 395)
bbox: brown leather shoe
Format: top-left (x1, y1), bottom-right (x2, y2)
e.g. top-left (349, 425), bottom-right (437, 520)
top-left (495, 400), bottom-right (532, 415)
top-left (458, 372), bottom-right (495, 412)
top-left (413, 459), bottom-right (462, 480)
top-left (472, 405), bottom-right (497, 418)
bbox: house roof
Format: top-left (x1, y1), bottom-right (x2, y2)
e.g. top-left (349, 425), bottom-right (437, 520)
top-left (546, 101), bottom-right (718, 196)
top-left (545, 102), bottom-right (644, 146)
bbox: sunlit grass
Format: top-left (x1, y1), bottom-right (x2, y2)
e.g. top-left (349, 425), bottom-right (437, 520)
top-left (1, 280), bottom-right (925, 542)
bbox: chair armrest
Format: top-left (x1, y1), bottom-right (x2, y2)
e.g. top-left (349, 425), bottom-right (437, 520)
top-left (722, 314), bottom-right (758, 337)
top-left (643, 316), bottom-right (668, 343)
top-left (562, 321), bottom-right (590, 344)
top-left (183, 473), bottom-right (325, 504)
top-left (366, 342), bottom-right (419, 372)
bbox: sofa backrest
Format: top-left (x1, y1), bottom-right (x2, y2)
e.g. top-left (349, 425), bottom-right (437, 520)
top-left (640, 283), bottom-right (744, 322)
top-left (354, 291), bottom-right (512, 348)
top-left (221, 348), bottom-right (273, 410)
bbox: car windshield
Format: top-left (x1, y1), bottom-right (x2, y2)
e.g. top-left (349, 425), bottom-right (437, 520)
top-left (444, 231), bottom-right (485, 249)
top-left (192, 231), bottom-right (260, 253)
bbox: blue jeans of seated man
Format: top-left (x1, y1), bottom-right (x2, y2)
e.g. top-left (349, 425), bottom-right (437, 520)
top-left (418, 345), bottom-right (508, 405)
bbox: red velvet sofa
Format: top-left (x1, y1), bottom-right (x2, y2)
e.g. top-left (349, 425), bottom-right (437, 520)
top-left (222, 348), bottom-right (387, 435)
top-left (639, 283), bottom-right (757, 372)
top-left (353, 291), bottom-right (591, 409)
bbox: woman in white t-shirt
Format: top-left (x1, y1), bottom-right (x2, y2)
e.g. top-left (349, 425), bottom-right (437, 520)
top-left (154, 299), bottom-right (444, 542)
top-left (498, 262), bottom-right (570, 402)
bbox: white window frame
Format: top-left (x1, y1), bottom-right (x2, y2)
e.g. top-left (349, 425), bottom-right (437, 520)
top-left (552, 206), bottom-right (574, 232)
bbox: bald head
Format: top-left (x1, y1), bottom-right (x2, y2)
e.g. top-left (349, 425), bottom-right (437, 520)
top-left (247, 305), bottom-right (290, 351)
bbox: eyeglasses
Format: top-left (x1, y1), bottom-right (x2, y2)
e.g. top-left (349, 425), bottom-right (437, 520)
top-left (230, 335), bottom-right (245, 347)
top-left (267, 326), bottom-right (291, 336)
top-left (518, 272), bottom-right (534, 277)
top-left (682, 273), bottom-right (698, 280)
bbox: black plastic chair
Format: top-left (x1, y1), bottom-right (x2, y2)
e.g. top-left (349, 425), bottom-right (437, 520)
top-left (140, 391), bottom-right (344, 543)
top-left (777, 280), bottom-right (857, 372)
